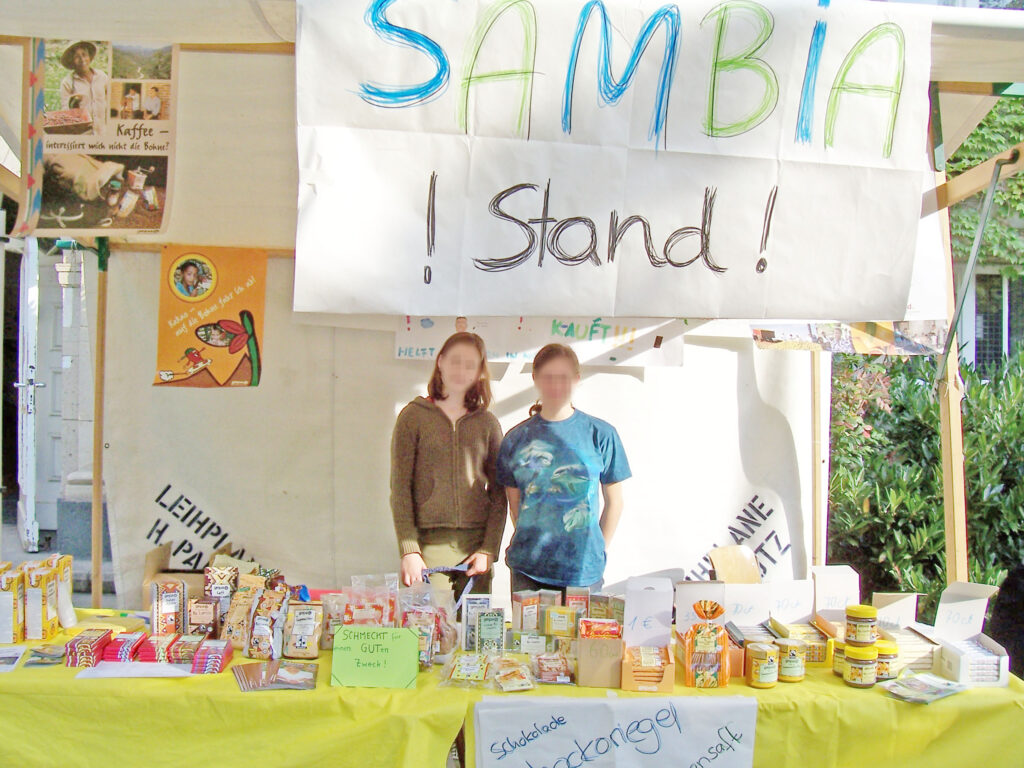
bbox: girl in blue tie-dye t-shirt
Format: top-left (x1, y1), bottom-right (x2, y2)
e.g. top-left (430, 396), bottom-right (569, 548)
top-left (497, 344), bottom-right (631, 596)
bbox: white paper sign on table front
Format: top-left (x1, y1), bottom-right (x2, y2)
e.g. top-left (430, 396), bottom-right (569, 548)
top-left (475, 696), bottom-right (757, 768)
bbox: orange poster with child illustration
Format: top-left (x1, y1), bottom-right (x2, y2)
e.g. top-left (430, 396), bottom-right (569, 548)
top-left (154, 246), bottom-right (267, 387)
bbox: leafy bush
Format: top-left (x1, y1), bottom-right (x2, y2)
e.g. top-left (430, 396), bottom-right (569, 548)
top-left (947, 96), bottom-right (1024, 276)
top-left (828, 351), bottom-right (1024, 623)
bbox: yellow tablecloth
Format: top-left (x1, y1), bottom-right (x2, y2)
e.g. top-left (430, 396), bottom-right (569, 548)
top-left (2, 623), bottom-right (1022, 768)
top-left (0, 637), bottom-right (472, 768)
top-left (464, 667), bottom-right (1024, 768)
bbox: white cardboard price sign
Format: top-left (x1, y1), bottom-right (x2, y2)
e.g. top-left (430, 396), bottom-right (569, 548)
top-left (475, 696), bottom-right (757, 768)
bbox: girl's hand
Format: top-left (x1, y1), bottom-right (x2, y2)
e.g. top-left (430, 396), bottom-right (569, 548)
top-left (463, 551), bottom-right (493, 577)
top-left (400, 552), bottom-right (427, 587)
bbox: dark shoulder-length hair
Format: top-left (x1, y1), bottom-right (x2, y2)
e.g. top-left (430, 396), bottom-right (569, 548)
top-left (528, 343), bottom-right (580, 416)
top-left (427, 332), bottom-right (493, 411)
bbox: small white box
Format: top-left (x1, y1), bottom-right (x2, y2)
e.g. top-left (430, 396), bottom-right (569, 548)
top-left (934, 633), bottom-right (1009, 688)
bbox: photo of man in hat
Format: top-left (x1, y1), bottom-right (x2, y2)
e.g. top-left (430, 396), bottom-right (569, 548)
top-left (58, 40), bottom-right (109, 135)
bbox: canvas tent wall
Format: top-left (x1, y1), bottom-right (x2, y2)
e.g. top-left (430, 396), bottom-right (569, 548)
top-left (1, 1), bottom-right (1023, 608)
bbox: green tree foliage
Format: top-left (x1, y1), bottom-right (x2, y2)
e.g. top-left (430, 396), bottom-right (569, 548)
top-left (946, 96), bottom-right (1024, 274)
top-left (828, 352), bottom-right (1023, 623)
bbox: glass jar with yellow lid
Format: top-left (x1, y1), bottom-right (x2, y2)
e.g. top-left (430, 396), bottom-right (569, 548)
top-left (843, 644), bottom-right (878, 688)
top-left (874, 639), bottom-right (899, 681)
top-left (832, 639), bottom-right (846, 677)
top-left (845, 604), bottom-right (878, 647)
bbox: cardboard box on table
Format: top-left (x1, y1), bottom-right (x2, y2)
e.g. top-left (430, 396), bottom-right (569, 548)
top-left (621, 645), bottom-right (674, 693)
top-left (577, 636), bottom-right (624, 688)
top-left (621, 577), bottom-right (673, 692)
top-left (141, 541), bottom-right (234, 609)
top-left (911, 582), bottom-right (1008, 687)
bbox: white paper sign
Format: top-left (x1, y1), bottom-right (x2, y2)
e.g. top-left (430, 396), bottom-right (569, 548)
top-left (396, 315), bottom-right (685, 366)
top-left (295, 0), bottom-right (931, 320)
top-left (475, 696), bottom-right (756, 768)
top-left (623, 577), bottom-right (674, 648)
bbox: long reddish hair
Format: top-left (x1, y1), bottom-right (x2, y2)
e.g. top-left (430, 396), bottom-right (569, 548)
top-left (528, 344), bottom-right (581, 416)
top-left (428, 332), bottom-right (492, 411)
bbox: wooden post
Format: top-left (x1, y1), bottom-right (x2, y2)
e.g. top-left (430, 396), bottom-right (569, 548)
top-left (810, 350), bottom-right (830, 566)
top-left (935, 185), bottom-right (970, 585)
top-left (928, 84), bottom-right (970, 586)
top-left (91, 239), bottom-right (109, 608)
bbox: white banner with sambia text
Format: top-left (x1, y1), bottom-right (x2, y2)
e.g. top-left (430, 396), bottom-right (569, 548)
top-left (295, 0), bottom-right (931, 320)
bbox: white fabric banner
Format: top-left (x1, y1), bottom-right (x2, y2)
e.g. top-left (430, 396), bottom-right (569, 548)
top-left (295, 0), bottom-right (931, 319)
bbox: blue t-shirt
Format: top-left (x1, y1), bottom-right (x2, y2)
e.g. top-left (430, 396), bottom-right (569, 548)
top-left (497, 409), bottom-right (631, 586)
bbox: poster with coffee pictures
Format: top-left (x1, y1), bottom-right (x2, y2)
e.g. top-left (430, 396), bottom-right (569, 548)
top-left (14, 38), bottom-right (177, 236)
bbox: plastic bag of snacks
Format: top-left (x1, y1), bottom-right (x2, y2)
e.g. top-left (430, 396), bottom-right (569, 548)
top-left (221, 588), bottom-right (259, 650)
top-left (246, 588), bottom-right (288, 660)
top-left (532, 652), bottom-right (576, 685)
top-left (344, 585), bottom-right (393, 627)
top-left (350, 574), bottom-right (399, 626)
top-left (321, 593), bottom-right (347, 650)
top-left (491, 657), bottom-right (537, 692)
top-left (439, 651), bottom-right (494, 689)
top-left (683, 600), bottom-right (730, 688)
top-left (399, 584), bottom-right (439, 670)
top-left (283, 602), bottom-right (323, 660)
top-left (433, 592), bottom-right (459, 661)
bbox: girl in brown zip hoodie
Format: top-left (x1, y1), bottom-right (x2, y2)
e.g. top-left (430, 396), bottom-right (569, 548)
top-left (390, 332), bottom-right (507, 598)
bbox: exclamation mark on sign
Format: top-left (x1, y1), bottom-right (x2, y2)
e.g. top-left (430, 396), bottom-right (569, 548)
top-left (406, 315), bottom-right (411, 332)
top-left (517, 316), bottom-right (523, 331)
top-left (757, 185), bottom-right (778, 274)
top-left (424, 171), bottom-right (437, 285)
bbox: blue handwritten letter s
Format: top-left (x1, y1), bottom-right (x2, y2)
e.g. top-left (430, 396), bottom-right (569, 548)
top-left (562, 1), bottom-right (681, 146)
top-left (358, 0), bottom-right (450, 107)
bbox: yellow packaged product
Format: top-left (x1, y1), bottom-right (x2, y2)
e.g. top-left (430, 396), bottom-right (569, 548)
top-left (0, 569), bottom-right (25, 644)
top-left (745, 642), bottom-right (778, 689)
top-left (682, 600), bottom-right (729, 688)
top-left (25, 566), bottom-right (59, 640)
top-left (44, 554), bottom-right (77, 629)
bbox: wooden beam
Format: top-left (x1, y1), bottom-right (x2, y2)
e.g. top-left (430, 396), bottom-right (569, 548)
top-left (936, 81), bottom-right (1013, 96)
top-left (179, 43), bottom-right (294, 55)
top-left (0, 163), bottom-right (19, 201)
top-left (935, 169), bottom-right (970, 585)
top-left (810, 350), bottom-right (830, 567)
top-left (924, 142), bottom-right (1024, 216)
top-left (91, 239), bottom-right (109, 608)
top-left (105, 241), bottom-right (295, 258)
top-left (0, 37), bottom-right (293, 53)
